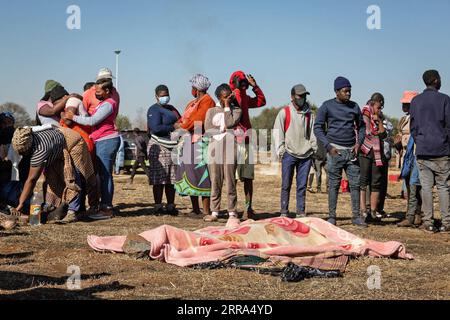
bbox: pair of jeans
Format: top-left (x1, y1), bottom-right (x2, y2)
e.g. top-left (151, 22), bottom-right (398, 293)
top-left (417, 157), bottom-right (450, 226)
top-left (281, 153), bottom-right (312, 214)
top-left (0, 181), bottom-right (29, 212)
top-left (327, 149), bottom-right (361, 219)
top-left (96, 137), bottom-right (121, 208)
top-left (68, 168), bottom-right (86, 213)
top-left (406, 184), bottom-right (422, 218)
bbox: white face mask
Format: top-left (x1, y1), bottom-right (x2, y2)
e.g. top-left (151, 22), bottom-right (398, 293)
top-left (158, 96), bottom-right (170, 105)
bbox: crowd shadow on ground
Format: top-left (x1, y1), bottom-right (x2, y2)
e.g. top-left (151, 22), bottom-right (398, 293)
top-left (0, 251), bottom-right (34, 267)
top-left (0, 231), bottom-right (30, 238)
top-left (0, 277), bottom-right (134, 300)
top-left (114, 202), bottom-right (156, 218)
top-left (0, 268), bottom-right (134, 300)
top-left (111, 199), bottom-right (413, 228)
top-left (296, 211), bottom-right (407, 227)
top-left (0, 269), bottom-right (113, 291)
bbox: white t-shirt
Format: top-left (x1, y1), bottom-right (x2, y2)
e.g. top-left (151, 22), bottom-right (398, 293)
top-left (66, 97), bottom-right (88, 116)
top-left (36, 100), bottom-right (61, 126)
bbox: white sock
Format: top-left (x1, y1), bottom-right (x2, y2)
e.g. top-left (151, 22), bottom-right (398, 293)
top-left (229, 212), bottom-right (237, 218)
top-left (212, 212), bottom-right (219, 217)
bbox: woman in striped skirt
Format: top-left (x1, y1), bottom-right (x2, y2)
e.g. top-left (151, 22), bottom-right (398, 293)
top-left (147, 85), bottom-right (181, 216)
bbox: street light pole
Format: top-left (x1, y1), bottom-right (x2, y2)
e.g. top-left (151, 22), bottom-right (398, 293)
top-left (114, 50), bottom-right (121, 90)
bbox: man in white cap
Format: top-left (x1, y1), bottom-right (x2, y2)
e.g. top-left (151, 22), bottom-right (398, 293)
top-left (83, 68), bottom-right (121, 116)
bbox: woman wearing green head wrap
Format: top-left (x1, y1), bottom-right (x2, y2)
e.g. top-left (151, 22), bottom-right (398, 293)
top-left (36, 80), bottom-right (72, 126)
top-left (44, 80), bottom-right (60, 95)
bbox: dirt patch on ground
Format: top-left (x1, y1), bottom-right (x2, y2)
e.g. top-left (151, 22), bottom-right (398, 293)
top-left (1, 166), bottom-right (449, 300)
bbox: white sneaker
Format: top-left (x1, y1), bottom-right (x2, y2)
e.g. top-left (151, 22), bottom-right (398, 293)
top-left (61, 210), bottom-right (78, 224)
top-left (226, 214), bottom-right (240, 228)
top-left (228, 212), bottom-right (238, 219)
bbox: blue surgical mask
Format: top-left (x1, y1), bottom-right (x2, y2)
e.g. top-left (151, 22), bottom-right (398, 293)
top-left (158, 96), bottom-right (170, 105)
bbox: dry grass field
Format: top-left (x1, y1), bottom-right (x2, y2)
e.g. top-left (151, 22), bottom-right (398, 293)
top-left (1, 164), bottom-right (449, 300)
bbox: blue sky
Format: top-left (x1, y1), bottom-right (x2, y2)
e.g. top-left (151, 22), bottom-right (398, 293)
top-left (1, 0), bottom-right (449, 122)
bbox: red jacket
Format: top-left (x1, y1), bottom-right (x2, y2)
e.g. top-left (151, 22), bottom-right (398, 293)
top-left (229, 71), bottom-right (266, 135)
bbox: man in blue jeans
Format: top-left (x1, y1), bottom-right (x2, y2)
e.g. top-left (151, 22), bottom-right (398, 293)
top-left (314, 77), bottom-right (367, 227)
top-left (410, 70), bottom-right (450, 233)
top-left (94, 136), bottom-right (121, 218)
top-left (274, 84), bottom-right (317, 218)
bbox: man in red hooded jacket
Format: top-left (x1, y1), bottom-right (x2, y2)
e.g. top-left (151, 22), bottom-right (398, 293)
top-left (229, 71), bottom-right (267, 219)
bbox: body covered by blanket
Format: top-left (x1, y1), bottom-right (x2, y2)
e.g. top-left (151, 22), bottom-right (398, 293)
top-left (87, 217), bottom-right (413, 272)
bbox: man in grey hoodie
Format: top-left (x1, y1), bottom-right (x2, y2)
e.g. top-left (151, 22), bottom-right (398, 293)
top-left (274, 84), bottom-right (318, 218)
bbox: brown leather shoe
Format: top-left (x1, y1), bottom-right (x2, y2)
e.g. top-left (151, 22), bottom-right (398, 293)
top-left (414, 214), bottom-right (422, 227)
top-left (398, 214), bottom-right (415, 228)
top-left (89, 208), bottom-right (114, 220)
top-left (397, 219), bottom-right (414, 228)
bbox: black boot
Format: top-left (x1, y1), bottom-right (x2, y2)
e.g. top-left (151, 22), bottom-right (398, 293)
top-left (365, 210), bottom-right (381, 224)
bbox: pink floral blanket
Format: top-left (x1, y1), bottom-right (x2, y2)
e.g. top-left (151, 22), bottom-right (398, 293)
top-left (87, 217), bottom-right (413, 271)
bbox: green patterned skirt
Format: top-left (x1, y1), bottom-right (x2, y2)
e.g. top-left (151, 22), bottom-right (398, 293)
top-left (175, 136), bottom-right (211, 197)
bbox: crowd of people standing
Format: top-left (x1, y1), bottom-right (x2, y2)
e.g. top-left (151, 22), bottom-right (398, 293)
top-left (0, 68), bottom-right (449, 234)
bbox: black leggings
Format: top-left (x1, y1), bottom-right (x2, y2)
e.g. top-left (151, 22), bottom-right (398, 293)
top-left (359, 150), bottom-right (386, 192)
top-left (130, 156), bottom-right (150, 180)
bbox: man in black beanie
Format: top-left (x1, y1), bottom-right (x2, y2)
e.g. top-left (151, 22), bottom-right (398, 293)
top-left (314, 76), bottom-right (367, 227)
